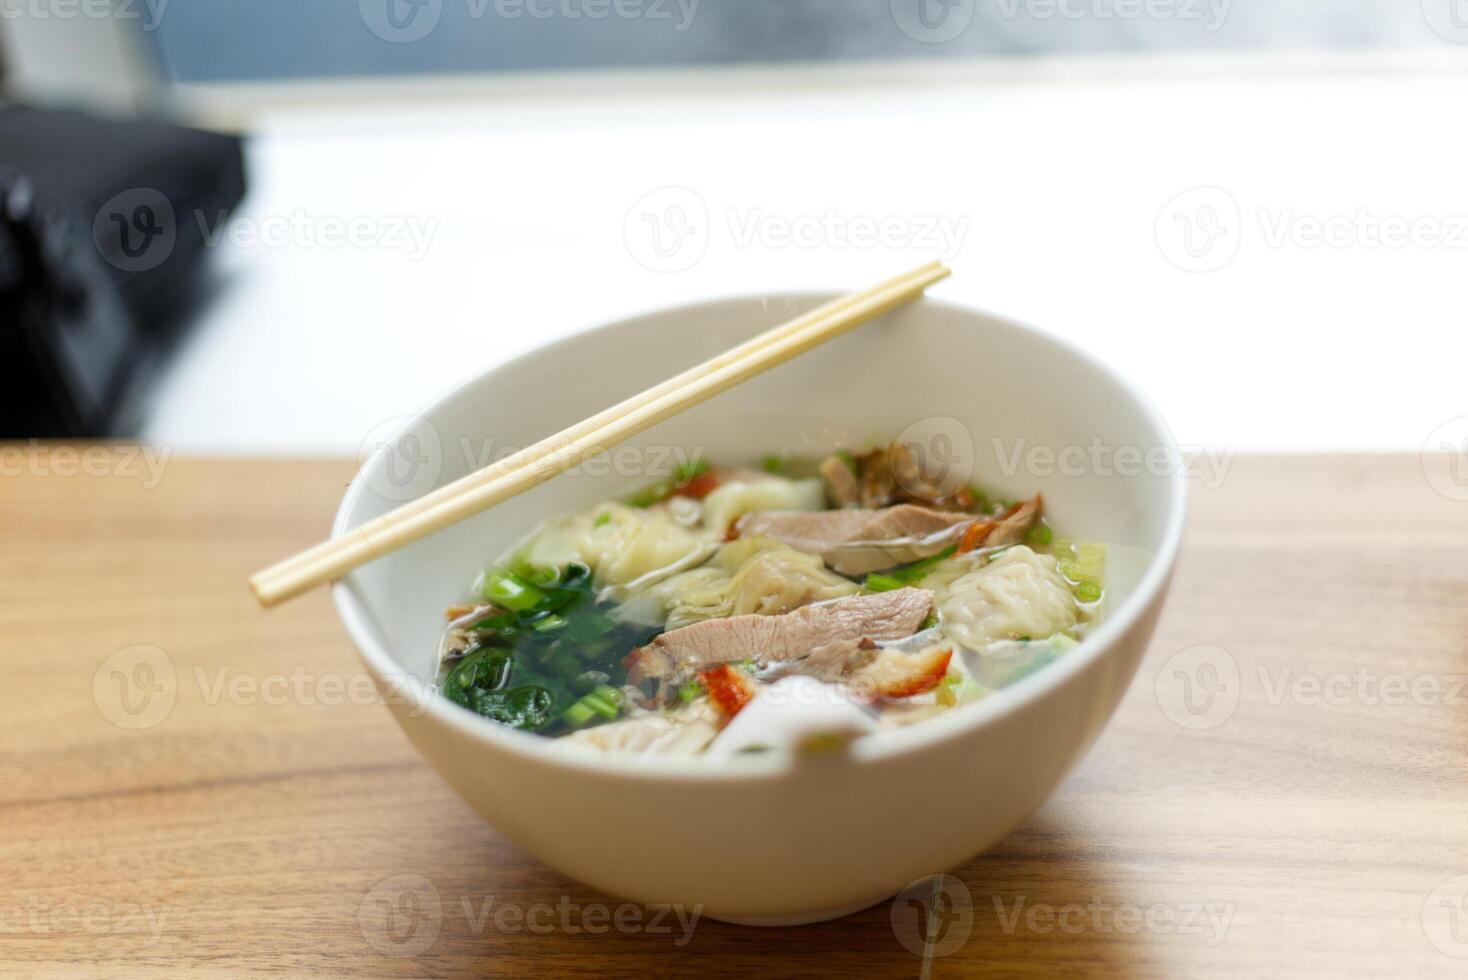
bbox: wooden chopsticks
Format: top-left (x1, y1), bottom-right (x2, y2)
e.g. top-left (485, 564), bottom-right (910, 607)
top-left (250, 261), bottom-right (951, 607)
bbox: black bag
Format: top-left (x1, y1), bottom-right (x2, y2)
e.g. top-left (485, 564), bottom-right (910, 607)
top-left (0, 106), bottom-right (246, 437)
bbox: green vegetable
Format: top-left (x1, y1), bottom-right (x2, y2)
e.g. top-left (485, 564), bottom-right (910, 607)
top-left (441, 646), bottom-right (511, 709)
top-left (863, 546), bottom-right (957, 592)
top-left (481, 571), bottom-right (545, 611)
top-left (473, 685), bottom-right (554, 728)
top-left (677, 680), bottom-right (704, 703)
top-left (562, 685), bottom-right (624, 727)
top-left (1025, 522), bottom-right (1053, 547)
top-left (1054, 539), bottom-right (1106, 603)
top-left (761, 455), bottom-right (786, 474)
top-left (513, 562), bottom-right (561, 588)
top-left (593, 511), bottom-right (611, 527)
top-left (624, 481), bottom-right (673, 508)
top-left (834, 449), bottom-right (857, 473)
top-left (865, 573), bottom-right (903, 593)
top-left (531, 613), bottom-right (567, 633)
top-left (443, 561), bottom-right (663, 734)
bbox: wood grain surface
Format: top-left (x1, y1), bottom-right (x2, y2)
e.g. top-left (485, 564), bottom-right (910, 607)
top-left (2, 451), bottom-right (1467, 978)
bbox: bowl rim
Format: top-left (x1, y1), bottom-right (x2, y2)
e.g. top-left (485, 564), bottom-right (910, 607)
top-left (332, 291), bottom-right (1187, 781)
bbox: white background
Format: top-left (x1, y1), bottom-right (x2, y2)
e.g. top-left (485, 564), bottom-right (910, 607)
top-left (145, 53), bottom-right (1468, 456)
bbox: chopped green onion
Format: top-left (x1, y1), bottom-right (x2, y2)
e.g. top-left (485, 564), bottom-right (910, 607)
top-left (761, 455), bottom-right (786, 474)
top-left (513, 562), bottom-right (561, 588)
top-left (531, 613), bottom-right (567, 633)
top-left (1075, 581), bottom-right (1102, 603)
top-left (562, 684), bottom-right (624, 727)
top-left (562, 700), bottom-right (596, 727)
top-left (624, 480), bottom-right (673, 508)
top-left (678, 680), bottom-right (704, 703)
top-left (864, 545), bottom-right (957, 591)
top-left (1025, 523), bottom-right (1053, 547)
top-left (593, 511), bottom-right (611, 527)
top-left (834, 449), bottom-right (857, 473)
top-left (481, 571), bottom-right (545, 611)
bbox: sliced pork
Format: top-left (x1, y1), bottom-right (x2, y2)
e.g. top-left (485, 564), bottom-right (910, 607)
top-left (626, 587), bottom-right (933, 688)
top-left (737, 504), bottom-right (976, 576)
top-left (821, 505), bottom-right (975, 576)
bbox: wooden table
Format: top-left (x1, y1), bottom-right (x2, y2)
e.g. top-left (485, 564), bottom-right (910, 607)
top-left (4, 453), bottom-right (1467, 978)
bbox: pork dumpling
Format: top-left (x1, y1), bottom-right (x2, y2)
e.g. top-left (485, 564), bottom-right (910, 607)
top-left (641, 534), bottom-right (859, 628)
top-left (521, 502), bottom-right (715, 590)
top-left (562, 701), bottom-right (720, 754)
top-left (936, 546), bottom-right (1079, 650)
top-left (700, 476), bottom-right (824, 535)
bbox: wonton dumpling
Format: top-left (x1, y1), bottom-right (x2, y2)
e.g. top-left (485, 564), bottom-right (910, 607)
top-left (639, 534), bottom-right (859, 628)
top-left (521, 502), bottom-right (715, 590)
top-left (700, 477), bottom-right (824, 535)
top-left (935, 546), bottom-right (1079, 650)
top-left (562, 701), bottom-right (720, 754)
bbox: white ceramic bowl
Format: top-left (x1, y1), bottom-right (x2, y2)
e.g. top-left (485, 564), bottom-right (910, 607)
top-left (333, 294), bottom-right (1185, 925)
